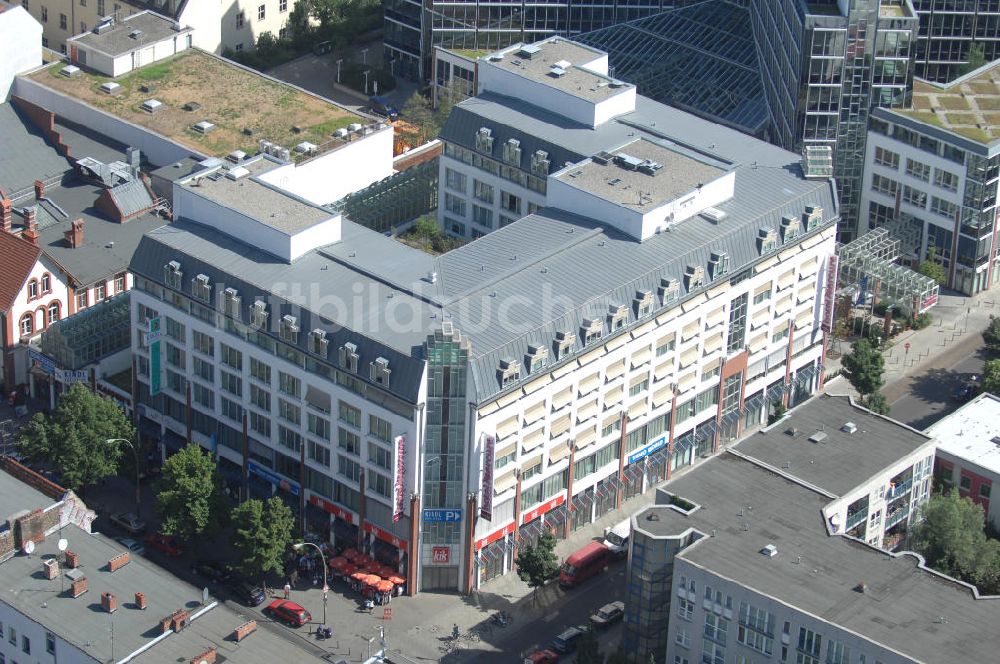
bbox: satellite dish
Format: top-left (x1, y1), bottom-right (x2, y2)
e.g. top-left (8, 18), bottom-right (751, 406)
top-left (23, 540), bottom-right (35, 555)
top-left (58, 538), bottom-right (68, 552)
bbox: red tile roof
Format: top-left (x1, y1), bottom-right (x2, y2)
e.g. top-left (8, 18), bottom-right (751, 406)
top-left (0, 231), bottom-right (42, 311)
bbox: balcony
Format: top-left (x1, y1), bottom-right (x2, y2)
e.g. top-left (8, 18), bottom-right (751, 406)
top-left (886, 477), bottom-right (913, 501)
top-left (845, 508), bottom-right (869, 531)
top-left (885, 503), bottom-right (910, 529)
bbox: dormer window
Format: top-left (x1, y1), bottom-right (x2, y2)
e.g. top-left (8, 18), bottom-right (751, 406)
top-left (476, 127), bottom-right (494, 153)
top-left (339, 342), bottom-right (359, 372)
top-left (309, 328), bottom-right (328, 355)
top-left (526, 344), bottom-right (549, 374)
top-left (554, 331), bottom-right (575, 360)
top-left (192, 274), bottom-right (211, 300)
top-left (503, 139), bottom-right (522, 166)
top-left (582, 318), bottom-right (603, 346)
top-left (757, 228), bottom-right (778, 255)
top-left (684, 265), bottom-right (704, 292)
top-left (279, 314), bottom-right (299, 342)
top-left (531, 150), bottom-right (550, 176)
top-left (224, 287), bottom-right (241, 319)
top-left (634, 290), bottom-right (654, 318)
top-left (498, 359), bottom-right (521, 387)
top-left (709, 252), bottom-right (730, 280)
top-left (780, 215), bottom-right (801, 244)
top-left (164, 261), bottom-right (182, 288)
top-left (608, 304), bottom-right (628, 330)
top-left (250, 299), bottom-right (268, 328)
top-left (803, 205), bottom-right (823, 231)
top-left (370, 356), bottom-right (391, 386)
top-left (659, 278), bottom-right (680, 305)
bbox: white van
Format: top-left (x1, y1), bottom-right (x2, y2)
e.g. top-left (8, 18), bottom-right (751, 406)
top-left (602, 518), bottom-right (631, 558)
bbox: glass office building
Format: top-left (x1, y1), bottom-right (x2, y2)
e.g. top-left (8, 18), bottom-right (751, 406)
top-left (912, 1), bottom-right (1000, 83)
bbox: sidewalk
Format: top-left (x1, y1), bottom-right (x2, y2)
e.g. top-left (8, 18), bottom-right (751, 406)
top-left (824, 291), bottom-right (996, 400)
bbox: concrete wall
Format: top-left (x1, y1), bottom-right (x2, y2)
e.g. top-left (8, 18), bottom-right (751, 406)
top-left (179, 1), bottom-right (222, 53)
top-left (0, 6), bottom-right (43, 102)
top-left (13, 75), bottom-right (202, 166)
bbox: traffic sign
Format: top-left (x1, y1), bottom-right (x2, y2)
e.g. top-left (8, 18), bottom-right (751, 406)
top-left (904, 342), bottom-right (911, 355)
top-left (383, 607), bottom-right (392, 620)
top-left (422, 508), bottom-right (462, 522)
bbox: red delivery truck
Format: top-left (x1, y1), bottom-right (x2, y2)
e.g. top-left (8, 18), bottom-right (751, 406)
top-left (559, 541), bottom-right (610, 588)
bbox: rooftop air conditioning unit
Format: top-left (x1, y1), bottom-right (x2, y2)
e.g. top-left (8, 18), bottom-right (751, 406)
top-left (225, 166), bottom-right (250, 180)
top-left (841, 422), bottom-right (858, 434)
top-left (700, 207), bottom-right (727, 224)
top-left (347, 123), bottom-right (363, 132)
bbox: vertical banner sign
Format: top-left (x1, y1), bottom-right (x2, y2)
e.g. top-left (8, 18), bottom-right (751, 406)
top-left (822, 255), bottom-right (839, 333)
top-left (480, 434), bottom-right (495, 520)
top-left (148, 316), bottom-right (163, 396)
top-left (393, 435), bottom-right (406, 522)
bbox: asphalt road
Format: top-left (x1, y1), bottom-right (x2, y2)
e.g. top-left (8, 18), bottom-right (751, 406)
top-left (887, 343), bottom-right (987, 430)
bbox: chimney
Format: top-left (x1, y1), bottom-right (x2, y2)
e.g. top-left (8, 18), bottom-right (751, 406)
top-left (65, 550), bottom-right (79, 568)
top-left (70, 577), bottom-right (88, 598)
top-left (108, 551), bottom-right (130, 572)
top-left (22, 207), bottom-right (38, 245)
top-left (135, 591), bottom-right (147, 610)
top-left (101, 591), bottom-right (118, 613)
top-left (34, 179), bottom-right (45, 200)
top-left (43, 558), bottom-right (60, 579)
top-left (64, 218), bottom-right (84, 248)
top-left (190, 648), bottom-right (217, 664)
top-left (1, 197), bottom-right (11, 233)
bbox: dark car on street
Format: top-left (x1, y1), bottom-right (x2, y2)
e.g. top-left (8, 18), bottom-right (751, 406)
top-left (952, 374), bottom-right (981, 403)
top-left (266, 599), bottom-right (311, 626)
top-left (369, 95), bottom-right (399, 120)
top-left (144, 532), bottom-right (182, 557)
top-left (191, 560), bottom-right (231, 583)
top-left (523, 649), bottom-right (559, 664)
top-left (229, 578), bottom-right (267, 606)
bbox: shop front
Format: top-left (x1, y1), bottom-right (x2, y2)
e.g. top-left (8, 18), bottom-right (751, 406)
top-left (570, 488), bottom-right (593, 532)
top-left (475, 522), bottom-right (515, 586)
top-left (593, 474), bottom-right (618, 520)
top-left (309, 494), bottom-right (359, 553)
top-left (623, 462), bottom-right (644, 500)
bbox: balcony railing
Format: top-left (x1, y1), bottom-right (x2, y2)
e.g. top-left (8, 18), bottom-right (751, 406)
top-left (885, 503), bottom-right (910, 529)
top-left (887, 478), bottom-right (913, 500)
top-left (846, 508), bottom-right (869, 530)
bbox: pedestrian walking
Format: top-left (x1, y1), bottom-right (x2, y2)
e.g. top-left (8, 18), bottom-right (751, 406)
top-left (283, 582), bottom-right (291, 599)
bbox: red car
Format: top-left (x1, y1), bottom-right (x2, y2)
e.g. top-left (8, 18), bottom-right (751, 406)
top-left (267, 599), bottom-right (311, 627)
top-left (523, 650), bottom-right (559, 664)
top-left (144, 533), bottom-right (183, 557)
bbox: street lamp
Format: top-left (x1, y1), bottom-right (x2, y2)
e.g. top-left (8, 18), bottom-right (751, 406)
top-left (106, 438), bottom-right (140, 517)
top-left (336, 58), bottom-right (343, 84)
top-left (293, 542), bottom-right (328, 628)
top-left (361, 47), bottom-right (368, 65)
top-left (363, 69), bottom-right (371, 95)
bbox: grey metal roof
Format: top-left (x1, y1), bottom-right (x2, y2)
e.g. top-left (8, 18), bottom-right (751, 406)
top-left (736, 394), bottom-right (933, 496)
top-left (649, 449), bottom-right (1000, 664)
top-left (69, 10), bottom-right (191, 57)
top-left (0, 103), bottom-right (69, 197)
top-left (109, 178), bottom-right (155, 218)
top-left (128, 220), bottom-right (430, 404)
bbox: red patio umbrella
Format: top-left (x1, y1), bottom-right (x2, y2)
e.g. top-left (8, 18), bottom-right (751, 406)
top-left (387, 575), bottom-right (405, 585)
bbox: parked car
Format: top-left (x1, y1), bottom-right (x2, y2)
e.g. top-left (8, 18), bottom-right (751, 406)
top-left (229, 578), bottom-right (267, 607)
top-left (110, 512), bottom-right (146, 535)
top-left (551, 625), bottom-right (588, 653)
top-left (590, 600), bottom-right (625, 628)
top-left (144, 532), bottom-right (182, 557)
top-left (312, 40), bottom-right (333, 56)
top-left (952, 374), bottom-right (981, 402)
top-left (523, 649), bottom-right (559, 664)
top-left (266, 599), bottom-right (311, 626)
top-left (191, 560), bottom-right (232, 583)
top-left (369, 95), bottom-right (399, 120)
top-left (602, 518), bottom-right (631, 558)
top-left (559, 541), bottom-right (610, 588)
top-left (115, 537), bottom-right (146, 556)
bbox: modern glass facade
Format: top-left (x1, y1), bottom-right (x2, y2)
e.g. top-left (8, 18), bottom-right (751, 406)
top-left (420, 324), bottom-right (471, 590)
top-left (912, 1), bottom-right (1000, 82)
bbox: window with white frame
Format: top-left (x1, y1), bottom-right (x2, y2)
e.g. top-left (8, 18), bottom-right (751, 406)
top-left (581, 318), bottom-right (603, 346)
top-left (684, 265), bottom-right (705, 292)
top-left (780, 215), bottom-right (801, 243)
top-left (526, 345), bottom-right (548, 373)
top-left (164, 261), bottom-right (182, 288)
top-left (531, 150), bottom-right (550, 176)
top-left (608, 303), bottom-right (628, 330)
top-left (250, 300), bottom-right (268, 328)
top-left (498, 359), bottom-right (520, 387)
top-left (634, 290), bottom-right (653, 318)
top-left (873, 146), bottom-right (899, 169)
top-left (192, 274), bottom-right (211, 300)
top-left (279, 315), bottom-right (299, 343)
top-left (933, 167), bottom-right (959, 192)
top-left (660, 277), bottom-right (680, 304)
top-left (339, 342), bottom-right (359, 372)
top-left (370, 356), bottom-right (391, 386)
top-left (709, 251), bottom-right (730, 280)
top-left (223, 287), bottom-right (241, 319)
top-left (503, 138), bottom-right (522, 165)
top-left (554, 331), bottom-right (575, 360)
top-left (475, 127), bottom-right (494, 153)
top-left (309, 329), bottom-right (328, 356)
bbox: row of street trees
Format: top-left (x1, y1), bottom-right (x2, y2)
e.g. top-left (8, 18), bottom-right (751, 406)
top-left (16, 384), bottom-right (295, 586)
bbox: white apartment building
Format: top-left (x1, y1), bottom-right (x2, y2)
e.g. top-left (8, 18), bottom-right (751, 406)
top-left (0, 2), bottom-right (42, 101)
top-left (131, 38), bottom-right (839, 594)
top-left (861, 62), bottom-right (1000, 296)
top-left (66, 11), bottom-right (193, 77)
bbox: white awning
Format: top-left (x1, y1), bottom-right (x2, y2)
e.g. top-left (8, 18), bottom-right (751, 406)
top-left (751, 308), bottom-right (771, 329)
top-left (629, 373), bottom-right (649, 389)
top-left (776, 270), bottom-right (796, 291)
top-left (796, 284), bottom-right (817, 304)
top-left (552, 386), bottom-right (574, 411)
top-left (652, 384), bottom-right (674, 408)
top-left (631, 320), bottom-right (656, 339)
top-left (798, 256), bottom-right (819, 279)
top-left (495, 440), bottom-right (517, 460)
top-left (681, 320), bottom-right (700, 340)
top-left (521, 455), bottom-right (542, 475)
top-left (677, 371), bottom-right (698, 393)
top-left (578, 373), bottom-right (600, 396)
top-left (707, 283), bottom-right (729, 300)
top-left (604, 385), bottom-right (624, 406)
top-left (748, 333), bottom-right (768, 354)
top-left (522, 374), bottom-right (551, 396)
top-left (630, 347), bottom-right (652, 368)
top-left (576, 347), bottom-right (604, 368)
top-left (605, 359), bottom-right (627, 381)
top-left (576, 398), bottom-right (599, 422)
top-left (754, 256), bottom-right (779, 273)
top-left (773, 321), bottom-right (790, 337)
top-left (550, 413), bottom-right (572, 438)
top-left (522, 427), bottom-right (545, 453)
top-left (705, 307), bottom-right (726, 329)
top-left (523, 401), bottom-right (546, 425)
top-left (496, 415), bottom-right (520, 439)
top-left (679, 346), bottom-right (700, 368)
top-left (654, 360), bottom-right (674, 382)
top-left (604, 334), bottom-right (629, 352)
top-left (682, 296), bottom-right (705, 313)
top-left (753, 282), bottom-right (772, 297)
top-left (493, 470), bottom-right (517, 495)
top-left (795, 309), bottom-right (814, 330)
top-left (702, 358), bottom-right (722, 375)
top-left (703, 332), bottom-right (724, 354)
top-left (778, 246), bottom-right (799, 262)
top-left (552, 361), bottom-right (576, 379)
top-left (628, 399), bottom-right (647, 420)
top-left (603, 413), bottom-right (621, 431)
top-left (774, 294), bottom-right (793, 315)
top-left (548, 442), bottom-right (572, 464)
top-left (575, 426), bottom-right (598, 450)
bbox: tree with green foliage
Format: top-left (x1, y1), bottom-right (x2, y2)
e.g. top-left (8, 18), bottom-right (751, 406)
top-left (983, 358), bottom-right (1000, 396)
top-left (862, 391), bottom-right (891, 415)
top-left (232, 497), bottom-right (295, 583)
top-left (912, 490), bottom-right (1000, 593)
top-left (767, 400), bottom-right (787, 425)
top-left (841, 338), bottom-right (885, 398)
top-left (983, 316), bottom-right (1000, 355)
top-left (918, 245), bottom-right (947, 285)
top-left (16, 383), bottom-right (134, 491)
top-left (155, 443), bottom-right (227, 542)
top-left (961, 42), bottom-right (987, 76)
top-left (400, 90), bottom-right (437, 143)
top-left (575, 627), bottom-right (603, 664)
top-left (515, 531), bottom-right (560, 603)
